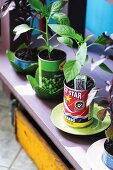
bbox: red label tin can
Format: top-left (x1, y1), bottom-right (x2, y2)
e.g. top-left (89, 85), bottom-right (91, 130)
top-left (64, 83), bottom-right (93, 127)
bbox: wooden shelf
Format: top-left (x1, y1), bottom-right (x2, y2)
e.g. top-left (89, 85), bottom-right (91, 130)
top-left (0, 47), bottom-right (112, 170)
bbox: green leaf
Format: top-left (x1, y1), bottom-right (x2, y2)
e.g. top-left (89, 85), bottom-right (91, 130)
top-left (6, 50), bottom-right (15, 61)
top-left (74, 33), bottom-right (83, 43)
top-left (86, 87), bottom-right (98, 106)
top-left (91, 57), bottom-right (106, 71)
top-left (76, 43), bottom-right (87, 66)
top-left (84, 34), bottom-right (94, 43)
top-left (25, 63), bottom-right (38, 73)
top-left (17, 43), bottom-right (27, 50)
top-left (38, 46), bottom-right (47, 51)
top-left (94, 34), bottom-right (111, 46)
top-left (97, 108), bottom-right (107, 121)
top-left (100, 63), bottom-right (113, 73)
top-left (10, 61), bottom-right (23, 72)
top-left (35, 68), bottom-right (39, 82)
top-left (57, 36), bottom-right (73, 47)
top-left (52, 13), bottom-right (70, 25)
top-left (28, 0), bottom-right (43, 12)
top-left (86, 55), bottom-right (89, 63)
top-left (49, 24), bottom-right (83, 42)
top-left (41, 5), bottom-right (49, 18)
top-left (99, 63), bottom-right (113, 74)
top-left (48, 45), bottom-right (54, 53)
top-left (50, 0), bottom-right (67, 16)
top-left (13, 24), bottom-right (32, 35)
top-left (63, 60), bottom-right (81, 83)
top-left (49, 24), bottom-right (75, 38)
top-left (106, 124), bottom-right (113, 141)
top-left (37, 35), bottom-right (46, 42)
top-left (27, 75), bottom-right (38, 89)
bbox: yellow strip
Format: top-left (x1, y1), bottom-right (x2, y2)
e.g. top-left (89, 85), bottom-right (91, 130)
top-left (64, 117), bottom-right (93, 128)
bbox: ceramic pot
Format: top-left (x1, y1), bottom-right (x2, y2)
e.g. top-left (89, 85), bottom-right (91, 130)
top-left (38, 49), bottom-right (66, 95)
top-left (14, 56), bottom-right (37, 69)
top-left (102, 140), bottom-right (113, 170)
top-left (63, 78), bottom-right (94, 127)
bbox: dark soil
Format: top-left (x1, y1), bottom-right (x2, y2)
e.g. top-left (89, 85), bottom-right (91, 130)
top-left (104, 139), bottom-right (113, 156)
top-left (39, 49), bottom-right (66, 61)
top-left (15, 48), bottom-right (39, 62)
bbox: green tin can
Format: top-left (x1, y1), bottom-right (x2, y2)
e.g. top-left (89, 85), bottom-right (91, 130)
top-left (38, 49), bottom-right (66, 95)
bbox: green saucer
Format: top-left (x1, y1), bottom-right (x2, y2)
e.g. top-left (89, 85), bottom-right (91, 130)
top-left (50, 103), bottom-right (110, 135)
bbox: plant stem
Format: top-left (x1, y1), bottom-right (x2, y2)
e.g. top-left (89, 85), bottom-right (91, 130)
top-left (49, 33), bottom-right (57, 41)
top-left (33, 28), bottom-right (46, 34)
top-left (46, 18), bottom-right (49, 49)
top-left (46, 18), bottom-right (50, 58)
top-left (87, 43), bottom-right (97, 48)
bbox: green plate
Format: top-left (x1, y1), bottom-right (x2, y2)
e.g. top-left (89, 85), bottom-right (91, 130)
top-left (50, 103), bottom-right (110, 135)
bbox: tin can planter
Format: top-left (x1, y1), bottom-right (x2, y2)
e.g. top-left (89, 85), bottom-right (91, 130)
top-left (37, 49), bottom-right (66, 98)
top-left (14, 56), bottom-right (37, 70)
top-left (6, 50), bottom-right (38, 75)
top-left (102, 139), bottom-right (113, 170)
top-left (64, 77), bottom-right (95, 127)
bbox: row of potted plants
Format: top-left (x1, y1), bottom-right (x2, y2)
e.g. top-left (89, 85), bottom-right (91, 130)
top-left (1, 0), bottom-right (113, 169)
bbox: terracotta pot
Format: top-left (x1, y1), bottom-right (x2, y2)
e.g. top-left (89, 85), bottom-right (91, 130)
top-left (63, 78), bottom-right (94, 127)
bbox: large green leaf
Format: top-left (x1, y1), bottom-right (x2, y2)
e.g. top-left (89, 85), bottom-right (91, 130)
top-left (94, 34), bottom-right (111, 46)
top-left (28, 0), bottom-right (43, 12)
top-left (27, 75), bottom-right (38, 89)
top-left (6, 50), bottom-right (15, 61)
top-left (49, 24), bottom-right (75, 38)
top-left (49, 24), bottom-right (83, 42)
top-left (84, 34), bottom-right (94, 43)
top-left (76, 43), bottom-right (87, 66)
top-left (50, 0), bottom-right (67, 16)
top-left (57, 36), bottom-right (73, 47)
top-left (99, 63), bottom-right (113, 74)
top-left (13, 24), bottom-right (32, 35)
top-left (52, 12), bottom-right (70, 25)
top-left (63, 60), bottom-right (81, 83)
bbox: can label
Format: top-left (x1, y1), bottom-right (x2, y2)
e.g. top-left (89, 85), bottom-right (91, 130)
top-left (64, 84), bottom-right (93, 127)
top-left (38, 57), bottom-right (66, 94)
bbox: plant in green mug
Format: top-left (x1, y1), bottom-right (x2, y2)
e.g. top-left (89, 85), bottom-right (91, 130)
top-left (25, 0), bottom-right (71, 99)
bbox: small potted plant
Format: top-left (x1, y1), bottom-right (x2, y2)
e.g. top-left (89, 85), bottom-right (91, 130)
top-left (25, 0), bottom-right (69, 99)
top-left (1, 0), bottom-right (39, 74)
top-left (96, 78), bottom-right (113, 169)
top-left (96, 35), bottom-right (113, 169)
top-left (49, 24), bottom-right (113, 127)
